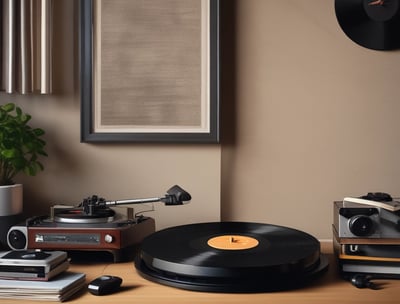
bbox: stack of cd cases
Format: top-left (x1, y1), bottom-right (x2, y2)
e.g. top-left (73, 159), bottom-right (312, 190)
top-left (0, 250), bottom-right (69, 281)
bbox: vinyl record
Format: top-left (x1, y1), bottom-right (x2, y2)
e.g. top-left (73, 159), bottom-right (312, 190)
top-left (134, 222), bottom-right (329, 292)
top-left (335, 0), bottom-right (400, 50)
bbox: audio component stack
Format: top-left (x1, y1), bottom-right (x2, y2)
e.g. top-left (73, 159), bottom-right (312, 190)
top-left (333, 192), bottom-right (400, 281)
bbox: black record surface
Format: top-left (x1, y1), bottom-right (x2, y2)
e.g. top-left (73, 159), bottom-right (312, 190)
top-left (335, 0), bottom-right (400, 50)
top-left (135, 222), bottom-right (329, 292)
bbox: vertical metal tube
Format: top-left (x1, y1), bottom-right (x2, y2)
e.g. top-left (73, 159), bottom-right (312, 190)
top-left (4, 0), bottom-right (15, 93)
top-left (0, 1), bottom-right (3, 89)
top-left (40, 0), bottom-right (52, 94)
top-left (20, 0), bottom-right (32, 94)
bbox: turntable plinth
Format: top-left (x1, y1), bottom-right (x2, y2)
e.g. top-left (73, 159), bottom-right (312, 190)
top-left (27, 217), bottom-right (155, 262)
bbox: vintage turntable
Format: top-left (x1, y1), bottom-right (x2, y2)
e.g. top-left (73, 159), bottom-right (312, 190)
top-left (7, 185), bottom-right (191, 262)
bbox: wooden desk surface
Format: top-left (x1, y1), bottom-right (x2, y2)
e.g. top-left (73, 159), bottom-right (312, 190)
top-left (3, 241), bottom-right (400, 303)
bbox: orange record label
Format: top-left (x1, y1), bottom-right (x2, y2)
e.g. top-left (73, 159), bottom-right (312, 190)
top-left (207, 235), bottom-right (259, 250)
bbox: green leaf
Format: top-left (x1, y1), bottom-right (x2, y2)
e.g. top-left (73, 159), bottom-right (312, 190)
top-left (1, 149), bottom-right (17, 158)
top-left (1, 103), bottom-right (15, 112)
top-left (16, 106), bottom-right (22, 117)
top-left (33, 128), bottom-right (45, 136)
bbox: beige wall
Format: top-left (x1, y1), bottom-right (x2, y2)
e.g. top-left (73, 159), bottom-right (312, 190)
top-left (2, 0), bottom-right (400, 239)
top-left (221, 0), bottom-right (400, 239)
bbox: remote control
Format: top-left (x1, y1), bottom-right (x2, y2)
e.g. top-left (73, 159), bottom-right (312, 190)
top-left (88, 275), bottom-right (122, 296)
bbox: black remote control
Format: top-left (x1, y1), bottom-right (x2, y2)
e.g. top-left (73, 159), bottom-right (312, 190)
top-left (88, 275), bottom-right (122, 296)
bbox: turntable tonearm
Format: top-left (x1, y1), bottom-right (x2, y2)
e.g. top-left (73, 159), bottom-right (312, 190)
top-left (53, 184), bottom-right (191, 223)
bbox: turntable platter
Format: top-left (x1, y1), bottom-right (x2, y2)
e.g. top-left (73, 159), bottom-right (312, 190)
top-left (135, 222), bottom-right (329, 292)
top-left (54, 208), bottom-right (115, 224)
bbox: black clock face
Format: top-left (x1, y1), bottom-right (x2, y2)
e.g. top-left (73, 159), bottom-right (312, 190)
top-left (363, 0), bottom-right (399, 22)
top-left (335, 0), bottom-right (400, 50)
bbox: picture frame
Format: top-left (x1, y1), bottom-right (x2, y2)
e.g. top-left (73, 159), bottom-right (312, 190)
top-left (80, 0), bottom-right (220, 143)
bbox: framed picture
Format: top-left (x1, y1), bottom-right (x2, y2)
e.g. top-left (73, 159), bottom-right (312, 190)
top-left (80, 0), bottom-right (220, 143)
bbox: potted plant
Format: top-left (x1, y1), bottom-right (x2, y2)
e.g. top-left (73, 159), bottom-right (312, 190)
top-left (0, 102), bottom-right (47, 248)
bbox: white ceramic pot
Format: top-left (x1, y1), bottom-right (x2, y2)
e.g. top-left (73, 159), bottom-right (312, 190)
top-left (0, 184), bottom-right (23, 216)
top-left (0, 184), bottom-right (23, 249)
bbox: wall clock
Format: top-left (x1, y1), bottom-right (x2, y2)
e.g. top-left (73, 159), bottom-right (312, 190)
top-left (335, 0), bottom-right (400, 50)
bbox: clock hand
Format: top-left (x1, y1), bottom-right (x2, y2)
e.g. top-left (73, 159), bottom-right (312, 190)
top-left (368, 0), bottom-right (384, 5)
